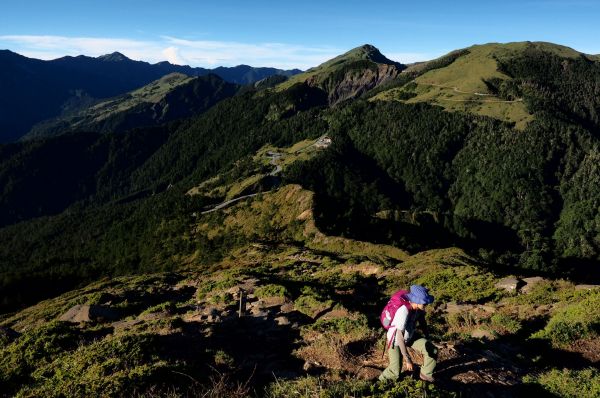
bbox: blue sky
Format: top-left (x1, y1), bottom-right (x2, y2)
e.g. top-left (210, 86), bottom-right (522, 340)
top-left (1, 0), bottom-right (599, 69)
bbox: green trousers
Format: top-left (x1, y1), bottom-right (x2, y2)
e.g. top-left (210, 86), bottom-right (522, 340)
top-left (379, 337), bottom-right (438, 381)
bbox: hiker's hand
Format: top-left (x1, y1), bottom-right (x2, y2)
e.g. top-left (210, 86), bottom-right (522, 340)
top-left (405, 360), bottom-right (414, 372)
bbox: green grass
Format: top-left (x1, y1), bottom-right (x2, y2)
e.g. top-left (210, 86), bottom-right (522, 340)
top-left (524, 368), bottom-right (600, 398)
top-left (294, 294), bottom-right (333, 318)
top-left (265, 375), bottom-right (455, 398)
top-left (86, 73), bottom-right (192, 122)
top-left (16, 333), bottom-right (173, 397)
top-left (373, 42), bottom-right (544, 128)
top-left (531, 289), bottom-right (600, 344)
top-left (306, 313), bottom-right (371, 339)
top-left (254, 284), bottom-right (290, 299)
top-left (414, 264), bottom-right (500, 303)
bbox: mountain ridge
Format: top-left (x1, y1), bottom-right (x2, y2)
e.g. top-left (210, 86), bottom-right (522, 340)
top-left (277, 44), bottom-right (406, 104)
top-left (0, 49), bottom-right (302, 142)
top-left (23, 73), bottom-right (241, 140)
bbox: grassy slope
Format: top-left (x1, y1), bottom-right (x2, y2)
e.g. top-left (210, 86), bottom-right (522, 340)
top-left (25, 73), bottom-right (193, 137)
top-left (372, 42), bottom-right (591, 129)
top-left (2, 183), bottom-right (597, 396)
top-left (83, 73), bottom-right (193, 123)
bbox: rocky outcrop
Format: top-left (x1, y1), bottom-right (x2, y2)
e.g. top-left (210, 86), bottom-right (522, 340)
top-left (520, 277), bottom-right (545, 293)
top-left (59, 304), bottom-right (119, 323)
top-left (495, 277), bottom-right (520, 293)
top-left (306, 63), bottom-right (402, 105)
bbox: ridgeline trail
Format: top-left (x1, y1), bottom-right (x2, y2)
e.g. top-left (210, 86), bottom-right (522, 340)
top-left (418, 82), bottom-right (524, 103)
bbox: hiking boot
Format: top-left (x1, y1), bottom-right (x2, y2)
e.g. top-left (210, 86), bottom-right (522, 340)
top-left (419, 373), bottom-right (435, 383)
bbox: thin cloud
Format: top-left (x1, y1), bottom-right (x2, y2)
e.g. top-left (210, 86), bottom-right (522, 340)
top-left (0, 34), bottom-right (342, 69)
top-left (162, 46), bottom-right (186, 65)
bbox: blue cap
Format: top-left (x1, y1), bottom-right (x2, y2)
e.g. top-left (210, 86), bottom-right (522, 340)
top-left (405, 285), bottom-right (434, 305)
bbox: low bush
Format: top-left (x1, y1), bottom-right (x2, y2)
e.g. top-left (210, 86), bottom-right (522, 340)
top-left (523, 368), bottom-right (600, 398)
top-left (195, 275), bottom-right (240, 301)
top-left (0, 321), bottom-right (82, 393)
top-left (415, 266), bottom-right (500, 303)
top-left (307, 313), bottom-right (371, 340)
top-left (16, 333), bottom-right (176, 397)
top-left (264, 375), bottom-right (455, 397)
top-left (294, 295), bottom-right (333, 318)
top-left (490, 313), bottom-right (522, 335)
top-left (254, 284), bottom-right (290, 299)
top-left (141, 301), bottom-right (176, 315)
top-left (531, 290), bottom-right (600, 345)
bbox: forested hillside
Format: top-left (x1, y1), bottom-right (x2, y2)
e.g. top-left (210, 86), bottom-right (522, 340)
top-left (0, 50), bottom-right (300, 142)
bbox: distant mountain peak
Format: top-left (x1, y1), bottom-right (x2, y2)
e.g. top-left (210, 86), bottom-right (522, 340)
top-left (355, 44), bottom-right (380, 56)
top-left (342, 44), bottom-right (401, 66)
top-left (306, 44), bottom-right (403, 72)
top-left (98, 52), bottom-right (130, 62)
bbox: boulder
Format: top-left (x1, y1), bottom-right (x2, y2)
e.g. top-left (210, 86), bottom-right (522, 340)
top-left (495, 277), bottom-right (520, 293)
top-left (59, 305), bottom-right (119, 323)
top-left (471, 328), bottom-right (495, 340)
top-left (280, 302), bottom-right (295, 313)
top-left (479, 305), bottom-right (497, 314)
top-left (575, 284), bottom-right (600, 291)
top-left (250, 308), bottom-right (269, 318)
top-left (261, 296), bottom-right (287, 308)
top-left (445, 302), bottom-right (475, 314)
top-left (520, 277), bottom-right (545, 293)
top-left (274, 316), bottom-right (290, 326)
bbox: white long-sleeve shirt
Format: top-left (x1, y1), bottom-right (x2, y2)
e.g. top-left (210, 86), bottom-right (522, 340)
top-left (386, 305), bottom-right (418, 347)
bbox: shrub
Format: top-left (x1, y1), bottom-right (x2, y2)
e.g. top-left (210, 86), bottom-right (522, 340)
top-left (307, 313), bottom-right (371, 340)
top-left (196, 275), bottom-right (240, 301)
top-left (523, 368), bottom-right (600, 398)
top-left (17, 333), bottom-right (175, 397)
top-left (294, 295), bottom-right (333, 318)
top-left (0, 321), bottom-right (82, 393)
top-left (264, 375), bottom-right (455, 397)
top-left (415, 266), bottom-right (500, 303)
top-left (446, 311), bottom-right (479, 333)
top-left (254, 284), bottom-right (290, 299)
top-left (490, 313), bottom-right (522, 335)
top-left (510, 280), bottom-right (557, 305)
top-left (531, 290), bottom-right (600, 345)
top-left (212, 350), bottom-right (235, 368)
top-left (208, 293), bottom-right (235, 305)
top-left (141, 301), bottom-right (176, 315)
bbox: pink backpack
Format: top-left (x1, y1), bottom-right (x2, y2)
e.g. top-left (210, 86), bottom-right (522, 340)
top-left (380, 290), bottom-right (410, 330)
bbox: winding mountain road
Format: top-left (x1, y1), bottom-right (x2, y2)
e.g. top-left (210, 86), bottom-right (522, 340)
top-left (200, 135), bottom-right (330, 215)
top-left (200, 151), bottom-right (283, 214)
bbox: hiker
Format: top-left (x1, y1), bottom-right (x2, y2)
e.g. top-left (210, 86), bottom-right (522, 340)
top-left (379, 285), bottom-right (437, 383)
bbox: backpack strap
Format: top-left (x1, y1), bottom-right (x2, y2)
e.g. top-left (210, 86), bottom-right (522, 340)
top-left (381, 329), bottom-right (396, 359)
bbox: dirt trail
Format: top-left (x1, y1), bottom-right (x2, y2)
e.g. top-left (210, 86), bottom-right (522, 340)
top-left (418, 82), bottom-right (523, 103)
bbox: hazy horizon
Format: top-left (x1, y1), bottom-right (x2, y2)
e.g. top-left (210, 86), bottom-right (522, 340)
top-left (2, 0), bottom-right (599, 69)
